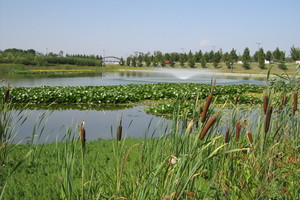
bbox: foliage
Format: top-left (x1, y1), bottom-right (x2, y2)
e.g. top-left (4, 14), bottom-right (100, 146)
top-left (242, 47), bottom-right (251, 70)
top-left (257, 48), bottom-right (266, 69)
top-left (290, 45), bottom-right (300, 61)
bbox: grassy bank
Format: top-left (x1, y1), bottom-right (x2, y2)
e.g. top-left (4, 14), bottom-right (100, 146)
top-left (1, 95), bottom-right (299, 199)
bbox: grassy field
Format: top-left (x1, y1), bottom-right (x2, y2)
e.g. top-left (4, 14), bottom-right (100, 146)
top-left (0, 62), bottom-right (299, 77)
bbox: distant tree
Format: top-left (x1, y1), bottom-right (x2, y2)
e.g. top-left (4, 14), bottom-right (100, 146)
top-left (265, 51), bottom-right (273, 62)
top-left (119, 57), bottom-right (125, 66)
top-left (208, 50), bottom-right (214, 63)
top-left (213, 51), bottom-right (222, 68)
top-left (179, 54), bottom-right (185, 67)
top-left (131, 57), bottom-right (137, 67)
top-left (126, 57), bottom-right (131, 66)
top-left (194, 50), bottom-right (203, 63)
top-left (188, 57), bottom-right (196, 68)
top-left (290, 45), bottom-right (300, 61)
top-left (144, 54), bottom-right (151, 67)
top-left (224, 49), bottom-right (238, 69)
top-left (258, 48), bottom-right (266, 69)
top-left (273, 47), bottom-right (285, 62)
top-left (200, 57), bottom-right (207, 68)
top-left (242, 47), bottom-right (251, 70)
top-left (278, 61), bottom-right (287, 70)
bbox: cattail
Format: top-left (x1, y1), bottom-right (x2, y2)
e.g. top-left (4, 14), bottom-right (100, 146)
top-left (293, 92), bottom-right (298, 115)
top-left (235, 122), bottom-right (242, 142)
top-left (263, 94), bottom-right (269, 115)
top-left (4, 81), bottom-right (10, 104)
top-left (264, 106), bottom-right (273, 133)
top-left (199, 114), bottom-right (217, 140)
top-left (247, 132), bottom-right (253, 145)
top-left (117, 118), bottom-right (122, 141)
top-left (80, 121), bottom-right (86, 148)
top-left (224, 127), bottom-right (230, 143)
top-left (233, 95), bottom-right (239, 105)
top-left (201, 94), bottom-right (212, 123)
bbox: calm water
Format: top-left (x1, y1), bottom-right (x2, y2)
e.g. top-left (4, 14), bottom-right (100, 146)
top-left (4, 69), bottom-right (265, 87)
top-left (11, 106), bottom-right (171, 144)
top-left (4, 69), bottom-right (266, 143)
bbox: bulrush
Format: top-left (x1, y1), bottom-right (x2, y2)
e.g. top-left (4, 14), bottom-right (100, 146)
top-left (263, 94), bottom-right (269, 115)
top-left (247, 132), bottom-right (253, 145)
top-left (233, 95), bottom-right (239, 105)
top-left (293, 92), bottom-right (298, 115)
top-left (199, 114), bottom-right (217, 140)
top-left (201, 94), bottom-right (212, 123)
top-left (235, 122), bottom-right (242, 142)
top-left (80, 121), bottom-right (86, 148)
top-left (224, 127), bottom-right (230, 143)
top-left (264, 106), bottom-right (273, 133)
top-left (4, 81), bottom-right (10, 104)
top-left (117, 118), bottom-right (122, 141)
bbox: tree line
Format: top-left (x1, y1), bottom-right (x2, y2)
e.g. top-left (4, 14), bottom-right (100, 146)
top-left (124, 46), bottom-right (300, 70)
top-left (1, 46), bottom-right (300, 70)
top-left (0, 48), bottom-right (103, 66)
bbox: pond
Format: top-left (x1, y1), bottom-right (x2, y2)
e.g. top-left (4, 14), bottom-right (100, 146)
top-left (4, 69), bottom-right (266, 144)
top-left (4, 68), bottom-right (265, 87)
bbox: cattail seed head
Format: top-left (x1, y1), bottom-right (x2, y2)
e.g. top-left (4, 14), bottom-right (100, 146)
top-left (117, 120), bottom-right (122, 141)
top-left (201, 94), bottom-right (212, 123)
top-left (233, 95), bottom-right (239, 105)
top-left (264, 106), bottom-right (273, 133)
top-left (293, 92), bottom-right (298, 115)
top-left (263, 94), bottom-right (269, 115)
top-left (199, 114), bottom-right (217, 140)
top-left (235, 122), bottom-right (242, 142)
top-left (80, 121), bottom-right (86, 148)
top-left (224, 127), bottom-right (230, 143)
top-left (247, 132), bottom-right (253, 145)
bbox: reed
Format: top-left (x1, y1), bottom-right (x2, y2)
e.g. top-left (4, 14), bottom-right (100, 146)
top-left (80, 121), bottom-right (86, 148)
top-left (293, 92), bottom-right (298, 115)
top-left (199, 114), bottom-right (217, 140)
top-left (233, 95), bottom-right (239, 105)
top-left (247, 132), bottom-right (253, 145)
top-left (117, 118), bottom-right (122, 141)
top-left (264, 106), bottom-right (273, 133)
top-left (201, 94), bottom-right (212, 123)
top-left (224, 127), bottom-right (230, 143)
top-left (263, 94), bottom-right (269, 115)
top-left (235, 122), bottom-right (242, 142)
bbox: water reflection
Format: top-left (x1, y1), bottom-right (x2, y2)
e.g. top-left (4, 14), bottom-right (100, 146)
top-left (3, 70), bottom-right (265, 87)
top-left (11, 106), bottom-right (171, 144)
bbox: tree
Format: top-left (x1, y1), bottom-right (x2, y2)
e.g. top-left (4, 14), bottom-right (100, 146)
top-left (290, 45), bottom-right (300, 61)
top-left (213, 51), bottom-right (222, 68)
top-left (188, 57), bottom-right (195, 68)
top-left (200, 57), bottom-right (207, 68)
top-left (126, 57), bottom-right (131, 66)
top-left (273, 47), bottom-right (285, 62)
top-left (258, 48), bottom-right (266, 69)
top-left (242, 47), bottom-right (251, 70)
top-left (119, 57), bottom-right (125, 66)
top-left (131, 57), bottom-right (137, 67)
top-left (179, 54), bottom-right (185, 67)
top-left (265, 51), bottom-right (272, 62)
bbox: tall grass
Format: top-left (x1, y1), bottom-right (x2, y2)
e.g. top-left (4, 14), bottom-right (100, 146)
top-left (0, 76), bottom-right (299, 199)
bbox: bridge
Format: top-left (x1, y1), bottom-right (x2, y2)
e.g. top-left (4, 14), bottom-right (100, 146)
top-left (102, 56), bottom-right (122, 64)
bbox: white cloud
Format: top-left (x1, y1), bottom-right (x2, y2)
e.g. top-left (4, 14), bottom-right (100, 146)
top-left (199, 39), bottom-right (211, 47)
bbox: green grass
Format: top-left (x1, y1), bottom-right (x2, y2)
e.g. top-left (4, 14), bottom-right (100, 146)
top-left (1, 87), bottom-right (300, 199)
top-left (0, 72), bottom-right (299, 199)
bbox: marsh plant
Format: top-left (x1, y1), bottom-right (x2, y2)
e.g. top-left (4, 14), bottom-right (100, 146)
top-left (0, 75), bottom-right (299, 199)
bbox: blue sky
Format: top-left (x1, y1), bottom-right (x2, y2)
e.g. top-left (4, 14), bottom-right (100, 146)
top-left (0, 0), bottom-right (299, 57)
